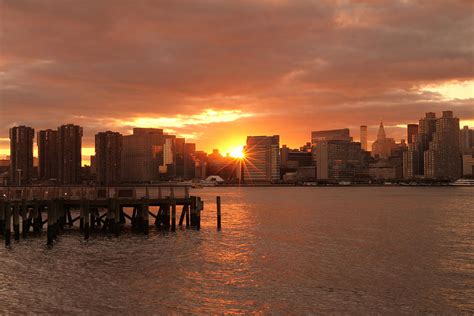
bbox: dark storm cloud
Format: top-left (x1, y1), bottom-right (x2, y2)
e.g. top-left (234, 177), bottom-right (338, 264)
top-left (0, 0), bottom-right (473, 152)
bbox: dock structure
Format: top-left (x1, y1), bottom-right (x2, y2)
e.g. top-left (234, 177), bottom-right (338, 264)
top-left (0, 185), bottom-right (204, 247)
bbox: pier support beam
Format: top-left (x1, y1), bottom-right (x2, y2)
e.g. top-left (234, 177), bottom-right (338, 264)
top-left (0, 199), bottom-right (5, 236)
top-left (13, 202), bottom-right (20, 241)
top-left (216, 196), bottom-right (221, 230)
top-left (114, 198), bottom-right (120, 237)
top-left (21, 200), bottom-right (28, 238)
top-left (4, 201), bottom-right (11, 247)
top-left (47, 201), bottom-right (53, 246)
top-left (171, 200), bottom-right (176, 232)
top-left (83, 199), bottom-right (90, 240)
top-left (142, 198), bottom-right (149, 235)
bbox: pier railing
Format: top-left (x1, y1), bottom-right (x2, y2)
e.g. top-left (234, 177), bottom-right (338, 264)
top-left (0, 185), bottom-right (191, 201)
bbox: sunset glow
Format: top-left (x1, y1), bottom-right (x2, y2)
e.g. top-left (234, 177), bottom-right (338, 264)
top-left (229, 146), bottom-right (245, 159)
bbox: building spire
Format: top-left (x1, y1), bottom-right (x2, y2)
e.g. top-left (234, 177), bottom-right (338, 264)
top-left (377, 121), bottom-right (386, 140)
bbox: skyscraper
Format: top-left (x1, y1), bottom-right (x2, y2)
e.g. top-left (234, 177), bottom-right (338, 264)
top-left (407, 124), bottom-right (418, 144)
top-left (95, 131), bottom-right (122, 185)
top-left (243, 135), bottom-right (280, 183)
top-left (360, 125), bottom-right (368, 151)
top-left (37, 129), bottom-right (58, 181)
top-left (9, 126), bottom-right (34, 185)
top-left (371, 122), bottom-right (397, 159)
top-left (184, 143), bottom-right (196, 179)
top-left (460, 125), bottom-right (473, 154)
top-left (424, 111), bottom-right (461, 179)
top-left (311, 128), bottom-right (352, 146)
top-left (57, 124), bottom-right (83, 184)
top-left (316, 140), bottom-right (366, 181)
top-left (121, 128), bottom-right (164, 183)
top-left (174, 137), bottom-right (185, 179)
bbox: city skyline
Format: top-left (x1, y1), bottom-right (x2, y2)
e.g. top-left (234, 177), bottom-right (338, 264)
top-left (1, 1), bottom-right (473, 160)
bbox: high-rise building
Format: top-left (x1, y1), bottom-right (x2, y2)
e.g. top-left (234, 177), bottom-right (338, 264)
top-left (243, 135), bottom-right (280, 183)
top-left (407, 124), bottom-right (418, 144)
top-left (460, 125), bottom-right (474, 154)
top-left (424, 111), bottom-right (461, 179)
top-left (174, 137), bottom-right (185, 179)
top-left (371, 122), bottom-right (397, 159)
top-left (121, 128), bottom-right (164, 183)
top-left (9, 126), bottom-right (34, 185)
top-left (316, 140), bottom-right (366, 181)
top-left (184, 143), bottom-right (196, 179)
top-left (95, 131), bottom-right (122, 185)
top-left (37, 129), bottom-right (58, 181)
top-left (403, 112), bottom-right (437, 178)
top-left (311, 128), bottom-right (352, 146)
top-left (360, 125), bottom-right (368, 151)
top-left (462, 154), bottom-right (474, 176)
top-left (57, 124), bottom-right (83, 184)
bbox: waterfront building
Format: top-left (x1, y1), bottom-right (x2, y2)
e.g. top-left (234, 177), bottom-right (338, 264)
top-left (243, 135), bottom-right (280, 183)
top-left (462, 154), bottom-right (474, 176)
top-left (424, 111), bottom-right (461, 179)
top-left (311, 128), bottom-right (352, 146)
top-left (95, 131), bottom-right (122, 185)
top-left (121, 128), bottom-right (164, 183)
top-left (57, 124), bottom-right (83, 184)
top-left (403, 112), bottom-right (437, 179)
top-left (360, 125), bottom-right (368, 151)
top-left (194, 151), bottom-right (208, 179)
top-left (184, 143), bottom-right (196, 179)
top-left (9, 125), bottom-right (34, 185)
top-left (407, 124), bottom-right (418, 144)
top-left (371, 122), bottom-right (397, 160)
top-left (460, 126), bottom-right (474, 154)
top-left (315, 140), bottom-right (366, 181)
top-left (37, 129), bottom-right (58, 181)
top-left (281, 145), bottom-right (313, 177)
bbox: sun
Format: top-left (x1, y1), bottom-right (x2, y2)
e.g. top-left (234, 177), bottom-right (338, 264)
top-left (229, 145), bottom-right (245, 159)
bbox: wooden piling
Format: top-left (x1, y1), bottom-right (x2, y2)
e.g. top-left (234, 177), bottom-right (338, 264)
top-left (84, 200), bottom-right (90, 240)
top-left (0, 199), bottom-right (5, 235)
top-left (114, 198), bottom-right (120, 237)
top-left (216, 196), bottom-right (221, 230)
top-left (79, 200), bottom-right (84, 232)
top-left (178, 205), bottom-right (186, 226)
top-left (4, 201), bottom-right (11, 247)
top-left (185, 204), bottom-right (190, 228)
top-left (47, 201), bottom-right (53, 246)
top-left (21, 200), bottom-right (28, 238)
top-left (13, 201), bottom-right (20, 241)
top-left (142, 198), bottom-right (149, 235)
top-left (171, 200), bottom-right (176, 232)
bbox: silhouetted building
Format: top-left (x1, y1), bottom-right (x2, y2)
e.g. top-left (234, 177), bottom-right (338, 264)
top-left (95, 131), bottom-right (122, 185)
top-left (9, 126), bottom-right (34, 185)
top-left (407, 124), bottom-right (418, 144)
top-left (57, 124), bottom-right (83, 184)
top-left (194, 151), bottom-right (208, 179)
top-left (316, 140), bottom-right (366, 181)
top-left (360, 125), bottom-right (368, 151)
top-left (424, 111), bottom-right (461, 179)
top-left (460, 125), bottom-right (474, 154)
top-left (174, 137), bottom-right (185, 179)
top-left (37, 129), bottom-right (58, 181)
top-left (281, 145), bottom-right (313, 177)
top-left (462, 154), bottom-right (474, 177)
top-left (121, 128), bottom-right (164, 183)
top-left (371, 122), bottom-right (397, 160)
top-left (311, 128), bottom-right (352, 146)
top-left (184, 143), bottom-right (196, 179)
top-left (243, 135), bottom-right (280, 183)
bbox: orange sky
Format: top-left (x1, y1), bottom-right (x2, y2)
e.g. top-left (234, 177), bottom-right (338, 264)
top-left (1, 0), bottom-right (473, 163)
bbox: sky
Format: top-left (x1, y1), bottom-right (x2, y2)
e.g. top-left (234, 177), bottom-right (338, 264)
top-left (1, 0), bottom-right (473, 164)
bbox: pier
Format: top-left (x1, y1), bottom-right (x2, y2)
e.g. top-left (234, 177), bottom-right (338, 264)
top-left (0, 185), bottom-right (205, 247)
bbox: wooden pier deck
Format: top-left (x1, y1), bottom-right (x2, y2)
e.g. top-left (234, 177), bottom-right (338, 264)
top-left (0, 185), bottom-right (204, 247)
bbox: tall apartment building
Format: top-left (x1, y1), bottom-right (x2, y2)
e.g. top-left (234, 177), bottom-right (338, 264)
top-left (95, 131), bottom-right (122, 185)
top-left (424, 111), bottom-right (461, 179)
top-left (9, 126), bottom-right (34, 185)
top-left (174, 137), bottom-right (185, 179)
top-left (37, 129), bottom-right (58, 181)
top-left (460, 125), bottom-right (474, 154)
top-left (184, 143), bottom-right (196, 179)
top-left (407, 124), bottom-right (419, 144)
top-left (243, 135), bottom-right (280, 183)
top-left (121, 128), bottom-right (164, 183)
top-left (57, 124), bottom-right (83, 184)
top-left (360, 125), bottom-right (368, 151)
top-left (316, 140), bottom-right (366, 181)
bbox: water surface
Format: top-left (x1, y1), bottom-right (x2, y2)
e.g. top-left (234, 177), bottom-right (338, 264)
top-left (1, 187), bottom-right (473, 313)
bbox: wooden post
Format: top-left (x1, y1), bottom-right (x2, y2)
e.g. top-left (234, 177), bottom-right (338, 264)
top-left (0, 199), bottom-right (5, 236)
top-left (114, 198), bottom-right (120, 237)
top-left (34, 202), bottom-right (42, 234)
top-left (216, 196), bottom-right (221, 230)
top-left (47, 201), bottom-right (53, 246)
top-left (164, 201), bottom-right (171, 229)
top-left (190, 197), bottom-right (196, 227)
top-left (84, 200), bottom-right (90, 240)
top-left (178, 205), bottom-right (186, 226)
top-left (154, 206), bottom-right (162, 227)
top-left (171, 200), bottom-right (176, 232)
top-left (79, 200), bottom-right (85, 232)
top-left (185, 204), bottom-right (190, 228)
top-left (21, 200), bottom-right (28, 238)
top-left (142, 198), bottom-right (149, 235)
top-left (107, 198), bottom-right (115, 234)
top-left (13, 201), bottom-right (20, 241)
top-left (4, 201), bottom-right (11, 247)
top-left (52, 199), bottom-right (58, 240)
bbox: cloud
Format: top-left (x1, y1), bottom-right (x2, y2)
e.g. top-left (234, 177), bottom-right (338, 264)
top-left (0, 0), bottom-right (473, 154)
